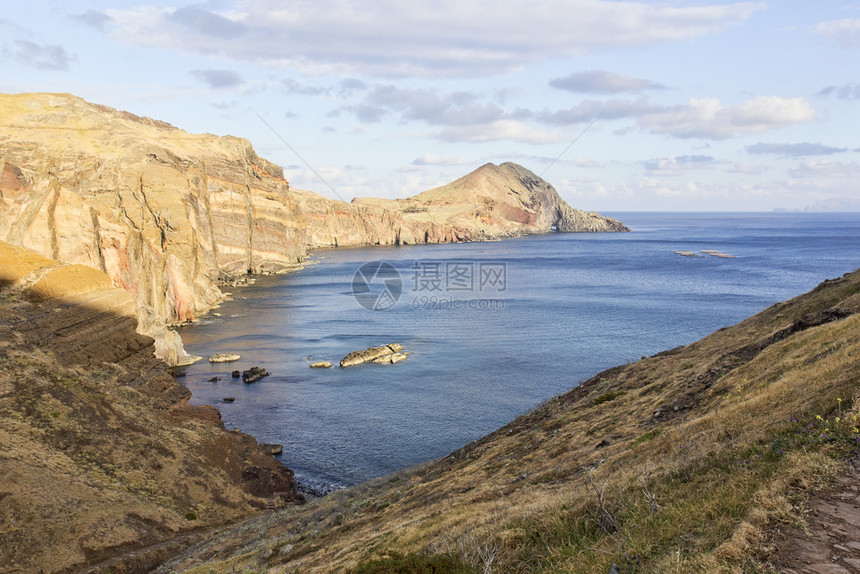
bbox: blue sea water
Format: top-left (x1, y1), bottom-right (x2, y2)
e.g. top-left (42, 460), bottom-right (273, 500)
top-left (178, 212), bottom-right (860, 494)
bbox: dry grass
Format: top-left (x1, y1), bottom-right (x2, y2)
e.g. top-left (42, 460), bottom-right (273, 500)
top-left (156, 270), bottom-right (860, 574)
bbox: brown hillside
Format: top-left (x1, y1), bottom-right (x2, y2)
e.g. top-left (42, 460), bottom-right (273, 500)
top-left (0, 241), bottom-right (302, 574)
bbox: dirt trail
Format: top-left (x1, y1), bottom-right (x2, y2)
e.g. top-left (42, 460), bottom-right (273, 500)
top-left (770, 456), bottom-right (860, 574)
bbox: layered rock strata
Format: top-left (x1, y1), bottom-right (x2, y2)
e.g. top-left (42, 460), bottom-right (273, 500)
top-left (0, 93), bottom-right (303, 363)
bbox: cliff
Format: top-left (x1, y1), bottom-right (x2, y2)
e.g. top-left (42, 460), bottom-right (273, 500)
top-left (155, 269), bottom-right (860, 573)
top-left (0, 93), bottom-right (304, 364)
top-left (0, 241), bottom-right (302, 573)
top-left (0, 93), bottom-right (626, 365)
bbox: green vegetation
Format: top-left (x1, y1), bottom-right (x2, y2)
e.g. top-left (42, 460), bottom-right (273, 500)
top-left (594, 390), bottom-right (626, 405)
top-left (351, 552), bottom-right (478, 574)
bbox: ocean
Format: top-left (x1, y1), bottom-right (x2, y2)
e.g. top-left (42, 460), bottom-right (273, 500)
top-left (178, 212), bottom-right (860, 495)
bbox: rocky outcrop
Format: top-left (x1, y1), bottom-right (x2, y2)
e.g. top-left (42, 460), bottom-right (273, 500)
top-left (340, 343), bottom-right (407, 367)
top-left (209, 353), bottom-right (241, 363)
top-left (0, 241), bottom-right (302, 573)
top-left (242, 366), bottom-right (270, 383)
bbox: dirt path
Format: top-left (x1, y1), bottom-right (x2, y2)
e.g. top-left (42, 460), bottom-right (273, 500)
top-left (769, 456), bottom-right (860, 574)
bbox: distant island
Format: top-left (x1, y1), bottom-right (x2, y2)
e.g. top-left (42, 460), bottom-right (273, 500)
top-left (774, 197), bottom-right (860, 212)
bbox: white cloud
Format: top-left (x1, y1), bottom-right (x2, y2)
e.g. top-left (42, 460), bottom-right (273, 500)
top-left (644, 155), bottom-right (717, 174)
top-left (817, 82), bottom-right (860, 100)
top-left (541, 96), bottom-right (815, 139)
top-left (437, 120), bottom-right (564, 144)
top-left (106, 1), bottom-right (764, 78)
top-left (637, 96), bottom-right (815, 139)
top-left (549, 70), bottom-right (667, 93)
top-left (72, 10), bottom-right (113, 30)
top-left (813, 19), bottom-right (860, 47)
top-left (729, 162), bottom-right (763, 175)
top-left (190, 69), bottom-right (244, 89)
top-left (788, 160), bottom-right (860, 180)
top-left (8, 40), bottom-right (74, 71)
top-left (411, 155), bottom-right (472, 166)
top-left (746, 142), bottom-right (847, 157)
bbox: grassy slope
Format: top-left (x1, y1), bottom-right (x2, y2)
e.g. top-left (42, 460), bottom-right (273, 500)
top-left (159, 270), bottom-right (860, 573)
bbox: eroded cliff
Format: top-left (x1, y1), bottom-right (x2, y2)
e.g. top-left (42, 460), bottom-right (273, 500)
top-left (0, 241), bottom-right (302, 573)
top-left (0, 93), bottom-right (304, 364)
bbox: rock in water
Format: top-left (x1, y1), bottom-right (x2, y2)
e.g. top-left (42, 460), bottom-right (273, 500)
top-left (372, 352), bottom-right (408, 365)
top-left (260, 443), bottom-right (283, 455)
top-left (242, 366), bottom-right (269, 383)
top-left (209, 353), bottom-right (241, 363)
top-left (340, 343), bottom-right (407, 367)
top-left (231, 370), bottom-right (241, 378)
top-left (310, 361), bottom-right (332, 368)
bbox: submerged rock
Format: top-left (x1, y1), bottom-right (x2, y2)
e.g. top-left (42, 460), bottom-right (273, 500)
top-left (310, 361), bottom-right (332, 368)
top-left (242, 366), bottom-right (269, 383)
top-left (231, 370), bottom-right (241, 378)
top-left (209, 353), bottom-right (241, 363)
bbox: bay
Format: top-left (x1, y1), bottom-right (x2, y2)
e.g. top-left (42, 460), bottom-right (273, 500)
top-left (178, 212), bottom-right (860, 494)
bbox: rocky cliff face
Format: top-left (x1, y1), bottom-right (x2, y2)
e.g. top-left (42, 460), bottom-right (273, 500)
top-left (0, 240), bottom-right (302, 573)
top-left (1, 93), bottom-right (626, 364)
top-left (0, 93), bottom-right (303, 364)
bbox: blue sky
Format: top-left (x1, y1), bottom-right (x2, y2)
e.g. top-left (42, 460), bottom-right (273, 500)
top-left (2, 1), bottom-right (858, 211)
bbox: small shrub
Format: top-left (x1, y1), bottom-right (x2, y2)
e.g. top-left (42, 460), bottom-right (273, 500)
top-left (185, 512), bottom-right (197, 520)
top-left (594, 391), bottom-right (625, 405)
top-left (634, 429), bottom-right (662, 444)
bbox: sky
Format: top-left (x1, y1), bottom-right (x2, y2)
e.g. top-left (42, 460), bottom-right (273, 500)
top-left (1, 1), bottom-right (858, 211)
